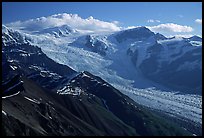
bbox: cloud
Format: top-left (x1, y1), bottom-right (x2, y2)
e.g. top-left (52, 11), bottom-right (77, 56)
top-left (147, 23), bottom-right (193, 33)
top-left (6, 13), bottom-right (121, 34)
top-left (147, 19), bottom-right (160, 23)
top-left (177, 15), bottom-right (183, 18)
top-left (124, 26), bottom-right (139, 30)
top-left (112, 21), bottom-right (120, 25)
top-left (123, 26), bottom-right (146, 30)
top-left (195, 19), bottom-right (202, 24)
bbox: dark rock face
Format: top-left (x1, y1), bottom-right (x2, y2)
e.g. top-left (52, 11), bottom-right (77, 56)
top-left (129, 41), bottom-right (202, 95)
top-left (2, 72), bottom-right (192, 136)
top-left (2, 33), bottom-right (76, 90)
top-left (2, 76), bottom-right (137, 136)
top-left (155, 33), bottom-right (167, 40)
top-left (84, 35), bottom-right (107, 56)
top-left (2, 43), bottom-right (75, 77)
top-left (115, 27), bottom-right (155, 43)
top-left (187, 36), bottom-right (202, 42)
top-left (140, 47), bottom-right (201, 94)
top-left (63, 71), bottom-right (192, 136)
top-left (139, 43), bottom-right (163, 74)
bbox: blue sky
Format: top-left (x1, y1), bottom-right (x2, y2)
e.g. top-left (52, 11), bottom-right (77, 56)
top-left (2, 2), bottom-right (202, 37)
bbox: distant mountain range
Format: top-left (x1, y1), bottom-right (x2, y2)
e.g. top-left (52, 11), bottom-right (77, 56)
top-left (2, 16), bottom-right (202, 136)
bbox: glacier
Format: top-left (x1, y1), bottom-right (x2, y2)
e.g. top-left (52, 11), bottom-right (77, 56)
top-left (2, 24), bottom-right (202, 126)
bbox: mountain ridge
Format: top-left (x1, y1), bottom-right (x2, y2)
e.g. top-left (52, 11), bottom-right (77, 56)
top-left (2, 23), bottom-right (202, 136)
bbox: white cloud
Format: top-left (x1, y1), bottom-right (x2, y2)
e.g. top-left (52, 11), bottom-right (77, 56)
top-left (6, 13), bottom-right (121, 34)
top-left (147, 23), bottom-right (193, 33)
top-left (125, 26), bottom-right (137, 30)
top-left (147, 19), bottom-right (160, 23)
top-left (112, 21), bottom-right (120, 25)
top-left (147, 19), bottom-right (154, 23)
top-left (177, 15), bottom-right (183, 18)
top-left (123, 26), bottom-right (143, 30)
top-left (195, 19), bottom-right (202, 24)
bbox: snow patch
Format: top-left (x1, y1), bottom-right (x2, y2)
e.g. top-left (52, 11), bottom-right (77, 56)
top-left (71, 80), bottom-right (75, 83)
top-left (2, 110), bottom-right (7, 116)
top-left (189, 41), bottom-right (202, 47)
top-left (81, 72), bottom-right (90, 78)
top-left (24, 96), bottom-right (41, 104)
top-left (2, 91), bottom-right (21, 99)
top-left (57, 86), bottom-right (83, 96)
top-left (10, 65), bottom-right (18, 70)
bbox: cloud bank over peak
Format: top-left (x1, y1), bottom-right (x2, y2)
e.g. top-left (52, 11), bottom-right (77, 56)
top-left (145, 23), bottom-right (194, 37)
top-left (147, 23), bottom-right (193, 33)
top-left (6, 13), bottom-right (121, 34)
top-left (5, 13), bottom-right (196, 37)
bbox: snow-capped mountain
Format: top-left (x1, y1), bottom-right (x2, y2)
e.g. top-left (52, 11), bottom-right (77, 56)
top-left (2, 25), bottom-right (196, 136)
top-left (127, 33), bottom-right (202, 94)
top-left (2, 15), bottom-right (202, 136)
top-left (34, 25), bottom-right (79, 37)
top-left (2, 25), bottom-right (29, 45)
top-left (2, 26), bottom-right (76, 90)
top-left (187, 35), bottom-right (202, 42)
top-left (65, 26), bottom-right (202, 94)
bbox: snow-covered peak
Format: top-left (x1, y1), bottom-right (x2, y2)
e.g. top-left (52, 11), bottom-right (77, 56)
top-left (2, 25), bottom-right (16, 35)
top-left (187, 36), bottom-right (202, 47)
top-left (34, 24), bottom-right (79, 37)
top-left (2, 25), bottom-right (30, 45)
top-left (2, 24), bottom-right (10, 33)
top-left (187, 35), bottom-right (202, 42)
top-left (157, 35), bottom-right (202, 47)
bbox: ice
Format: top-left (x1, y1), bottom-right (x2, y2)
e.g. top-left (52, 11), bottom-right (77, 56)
top-left (113, 84), bottom-right (202, 124)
